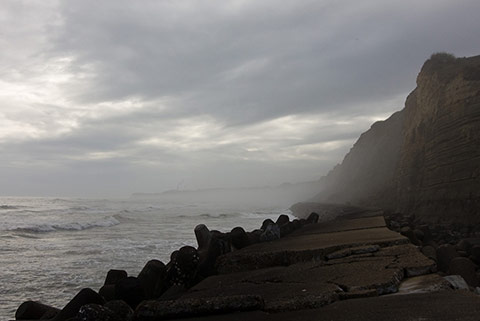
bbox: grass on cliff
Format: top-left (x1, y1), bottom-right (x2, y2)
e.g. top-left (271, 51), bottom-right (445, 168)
top-left (429, 52), bottom-right (456, 63)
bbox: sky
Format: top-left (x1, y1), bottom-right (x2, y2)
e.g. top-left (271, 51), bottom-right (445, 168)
top-left (1, 0), bottom-right (480, 197)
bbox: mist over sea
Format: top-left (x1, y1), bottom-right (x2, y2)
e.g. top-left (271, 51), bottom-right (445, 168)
top-left (0, 196), bottom-right (295, 319)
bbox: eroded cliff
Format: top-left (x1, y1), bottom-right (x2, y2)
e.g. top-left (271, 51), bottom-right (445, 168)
top-left (315, 54), bottom-right (480, 223)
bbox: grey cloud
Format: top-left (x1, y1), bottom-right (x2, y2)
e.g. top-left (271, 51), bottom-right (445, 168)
top-left (1, 0), bottom-right (480, 196)
top-left (47, 0), bottom-right (480, 127)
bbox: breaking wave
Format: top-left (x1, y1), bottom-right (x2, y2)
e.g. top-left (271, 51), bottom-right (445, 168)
top-left (7, 216), bottom-right (121, 233)
top-left (0, 205), bottom-right (21, 210)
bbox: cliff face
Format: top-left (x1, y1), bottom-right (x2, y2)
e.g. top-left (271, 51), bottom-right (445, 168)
top-left (319, 110), bottom-right (405, 208)
top-left (316, 54), bottom-right (480, 223)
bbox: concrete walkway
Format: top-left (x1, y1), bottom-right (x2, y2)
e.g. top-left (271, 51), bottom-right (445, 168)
top-left (134, 210), bottom-right (480, 321)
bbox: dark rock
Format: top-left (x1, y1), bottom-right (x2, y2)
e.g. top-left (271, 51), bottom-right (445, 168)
top-left (230, 227), bottom-right (250, 250)
top-left (280, 222), bottom-right (295, 237)
top-left (76, 304), bottom-right (115, 321)
top-left (275, 214), bottom-right (290, 226)
top-left (470, 245), bottom-right (480, 264)
top-left (292, 219), bottom-right (301, 230)
top-left (195, 224), bottom-right (214, 277)
top-left (41, 308), bottom-right (60, 320)
top-left (247, 229), bottom-right (262, 244)
top-left (114, 277), bottom-right (145, 310)
top-left (456, 239), bottom-right (473, 254)
top-left (444, 275), bottom-right (470, 290)
top-left (169, 250), bottom-right (179, 263)
top-left (306, 212), bottom-right (319, 224)
top-left (400, 227), bottom-right (421, 245)
top-left (167, 246), bottom-right (200, 288)
top-left (465, 238), bottom-right (480, 248)
top-left (418, 225), bottom-right (433, 243)
top-left (421, 245), bottom-right (437, 261)
top-left (99, 284), bottom-right (115, 302)
top-left (194, 224), bottom-right (211, 249)
top-left (15, 301), bottom-right (60, 320)
top-left (260, 223), bottom-right (280, 242)
top-left (197, 230), bottom-right (227, 278)
top-left (260, 219), bottom-right (275, 231)
top-left (388, 220), bottom-right (401, 230)
top-left (52, 288), bottom-right (105, 321)
top-left (104, 269), bottom-right (128, 286)
top-left (209, 230), bottom-right (231, 254)
top-left (159, 284), bottom-right (187, 301)
top-left (449, 257), bottom-right (478, 287)
top-left (413, 229), bottom-right (425, 241)
top-left (104, 300), bottom-right (133, 321)
top-left (138, 259), bottom-right (167, 299)
top-left (134, 295), bottom-right (264, 320)
top-left (436, 244), bottom-right (460, 273)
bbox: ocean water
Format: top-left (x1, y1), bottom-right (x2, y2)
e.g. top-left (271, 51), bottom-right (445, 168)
top-left (0, 196), bottom-right (294, 319)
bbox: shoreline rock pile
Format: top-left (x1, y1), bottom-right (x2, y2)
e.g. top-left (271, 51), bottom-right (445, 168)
top-left (12, 206), bottom-right (480, 321)
top-left (385, 211), bottom-right (480, 290)
top-left (13, 213), bottom-right (319, 321)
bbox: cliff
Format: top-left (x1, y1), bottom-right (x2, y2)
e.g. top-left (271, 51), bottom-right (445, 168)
top-left (315, 53), bottom-right (480, 223)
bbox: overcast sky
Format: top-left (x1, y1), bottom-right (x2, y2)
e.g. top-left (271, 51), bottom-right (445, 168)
top-left (1, 0), bottom-right (480, 197)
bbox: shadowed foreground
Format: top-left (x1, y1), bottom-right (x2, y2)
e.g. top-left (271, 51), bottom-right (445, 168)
top-left (14, 207), bottom-right (480, 321)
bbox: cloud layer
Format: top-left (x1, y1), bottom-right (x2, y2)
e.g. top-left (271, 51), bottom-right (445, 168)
top-left (1, 0), bottom-right (480, 196)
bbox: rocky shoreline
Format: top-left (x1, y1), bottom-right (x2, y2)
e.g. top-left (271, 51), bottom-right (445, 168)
top-left (13, 204), bottom-right (480, 321)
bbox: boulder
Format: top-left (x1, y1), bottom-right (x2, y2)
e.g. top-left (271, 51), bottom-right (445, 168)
top-left (279, 222), bottom-right (295, 237)
top-left (197, 236), bottom-right (227, 278)
top-left (436, 244), bottom-right (459, 273)
top-left (444, 275), bottom-right (470, 290)
top-left (230, 227), bottom-right (250, 250)
top-left (138, 259), bottom-right (167, 299)
top-left (418, 225), bottom-right (433, 244)
top-left (167, 246), bottom-right (200, 288)
top-left (104, 269), bottom-right (128, 286)
top-left (104, 300), bottom-right (133, 321)
top-left (275, 214), bottom-right (290, 226)
top-left (260, 223), bottom-right (280, 242)
top-left (400, 227), bottom-right (421, 245)
top-left (306, 212), bottom-right (319, 224)
top-left (448, 257), bottom-right (478, 287)
top-left (210, 230), bottom-right (231, 254)
top-left (15, 301), bottom-right (60, 320)
top-left (456, 239), bottom-right (473, 254)
top-left (292, 219), bottom-right (301, 230)
top-left (421, 245), bottom-right (437, 261)
top-left (194, 224), bottom-right (210, 249)
top-left (247, 229), bottom-right (263, 244)
top-left (114, 277), bottom-right (145, 309)
top-left (261, 219), bottom-right (275, 231)
top-left (470, 245), bottom-right (480, 264)
top-left (76, 304), bottom-right (116, 321)
top-left (99, 284), bottom-right (115, 302)
top-left (52, 288), bottom-right (105, 321)
top-left (159, 284), bottom-right (187, 301)
top-left (413, 229), bottom-right (425, 242)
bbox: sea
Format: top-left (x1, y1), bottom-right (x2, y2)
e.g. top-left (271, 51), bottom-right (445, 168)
top-left (0, 196), bottom-right (295, 319)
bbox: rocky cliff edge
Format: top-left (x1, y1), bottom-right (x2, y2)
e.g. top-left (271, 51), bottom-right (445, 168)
top-left (314, 53), bottom-right (480, 224)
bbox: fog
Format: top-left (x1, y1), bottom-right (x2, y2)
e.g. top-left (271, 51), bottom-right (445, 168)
top-left (131, 181), bottom-right (325, 210)
top-left (1, 0), bottom-right (480, 197)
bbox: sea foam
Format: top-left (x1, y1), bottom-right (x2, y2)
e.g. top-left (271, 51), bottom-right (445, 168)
top-left (7, 216), bottom-right (121, 233)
